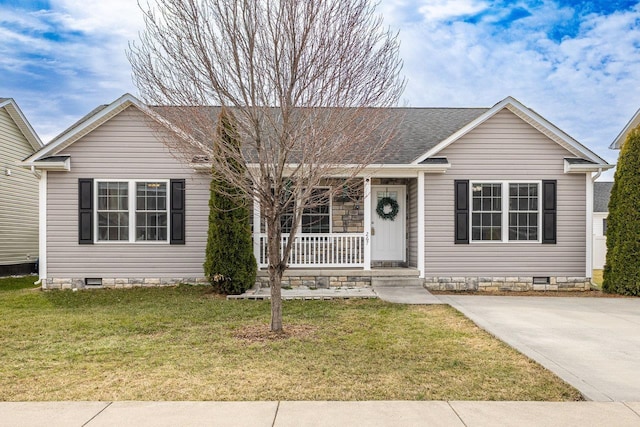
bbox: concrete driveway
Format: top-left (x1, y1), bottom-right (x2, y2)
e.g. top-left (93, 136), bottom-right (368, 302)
top-left (438, 295), bottom-right (640, 402)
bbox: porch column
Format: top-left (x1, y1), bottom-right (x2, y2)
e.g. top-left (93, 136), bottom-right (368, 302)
top-left (363, 177), bottom-right (372, 270)
top-left (253, 194), bottom-right (261, 270)
top-left (417, 172), bottom-right (425, 278)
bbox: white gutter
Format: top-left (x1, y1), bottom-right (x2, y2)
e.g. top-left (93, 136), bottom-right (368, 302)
top-left (20, 158), bottom-right (71, 172)
top-left (191, 162), bottom-right (452, 176)
top-left (564, 160), bottom-right (614, 174)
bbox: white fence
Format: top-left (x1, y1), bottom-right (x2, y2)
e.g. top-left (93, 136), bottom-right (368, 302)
top-left (257, 233), bottom-right (364, 268)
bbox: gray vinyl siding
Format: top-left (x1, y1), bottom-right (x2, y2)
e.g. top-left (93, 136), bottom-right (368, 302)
top-left (46, 107), bottom-right (210, 278)
top-left (406, 179), bottom-right (418, 267)
top-left (0, 108), bottom-right (39, 265)
top-left (424, 109), bottom-right (586, 277)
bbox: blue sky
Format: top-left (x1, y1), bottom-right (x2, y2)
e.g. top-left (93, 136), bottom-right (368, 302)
top-left (1, 0), bottom-right (639, 178)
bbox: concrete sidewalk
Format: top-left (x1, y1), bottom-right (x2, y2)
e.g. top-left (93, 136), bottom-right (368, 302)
top-left (2, 401), bottom-right (640, 427)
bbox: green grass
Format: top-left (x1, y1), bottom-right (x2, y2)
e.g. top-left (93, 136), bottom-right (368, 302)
top-left (0, 276), bottom-right (582, 401)
top-left (593, 270), bottom-right (603, 287)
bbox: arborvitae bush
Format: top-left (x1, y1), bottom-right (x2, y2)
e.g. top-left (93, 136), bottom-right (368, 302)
top-left (203, 109), bottom-right (257, 295)
top-left (603, 125), bottom-right (640, 295)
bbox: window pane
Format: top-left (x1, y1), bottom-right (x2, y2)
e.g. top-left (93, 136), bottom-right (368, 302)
top-left (158, 227), bottom-right (167, 241)
top-left (492, 213), bottom-right (501, 227)
top-left (301, 188), bottom-right (330, 233)
top-left (472, 227), bottom-right (481, 241)
top-left (471, 183), bottom-right (502, 241)
top-left (97, 182), bottom-right (129, 241)
top-left (508, 183), bottom-right (539, 241)
top-left (135, 183), bottom-right (168, 241)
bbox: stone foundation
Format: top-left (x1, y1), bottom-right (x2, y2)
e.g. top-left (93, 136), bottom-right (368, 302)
top-left (43, 277), bottom-right (209, 290)
top-left (423, 276), bottom-right (591, 292)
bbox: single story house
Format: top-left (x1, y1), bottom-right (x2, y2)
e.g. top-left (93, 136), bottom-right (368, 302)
top-left (592, 181), bottom-right (612, 270)
top-left (21, 93), bottom-right (613, 291)
top-left (0, 98), bottom-right (42, 275)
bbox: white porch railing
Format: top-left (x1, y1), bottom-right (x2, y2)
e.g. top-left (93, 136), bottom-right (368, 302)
top-left (257, 233), bottom-right (365, 268)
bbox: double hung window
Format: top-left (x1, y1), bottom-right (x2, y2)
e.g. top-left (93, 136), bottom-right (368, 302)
top-left (470, 181), bottom-right (540, 243)
top-left (279, 187), bottom-right (331, 234)
top-left (96, 180), bottom-right (168, 242)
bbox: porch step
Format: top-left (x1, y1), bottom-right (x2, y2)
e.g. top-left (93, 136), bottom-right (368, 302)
top-left (371, 277), bottom-right (425, 288)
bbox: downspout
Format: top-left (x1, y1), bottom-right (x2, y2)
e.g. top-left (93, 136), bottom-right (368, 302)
top-left (588, 167), bottom-right (603, 289)
top-left (30, 165), bottom-right (41, 179)
top-left (30, 165), bottom-right (43, 286)
top-left (592, 167), bottom-right (603, 182)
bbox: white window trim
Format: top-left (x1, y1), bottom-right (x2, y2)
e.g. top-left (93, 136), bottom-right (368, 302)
top-left (94, 179), bottom-right (170, 244)
top-left (469, 180), bottom-right (542, 244)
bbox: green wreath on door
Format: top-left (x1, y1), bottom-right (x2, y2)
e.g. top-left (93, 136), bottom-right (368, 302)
top-left (376, 197), bottom-right (399, 220)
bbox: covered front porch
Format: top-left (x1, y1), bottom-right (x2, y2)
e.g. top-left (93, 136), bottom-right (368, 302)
top-left (251, 164), bottom-right (447, 280)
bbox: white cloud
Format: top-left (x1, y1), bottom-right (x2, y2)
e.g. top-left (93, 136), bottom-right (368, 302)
top-left (417, 0), bottom-right (489, 22)
top-left (50, 0), bottom-right (143, 38)
top-left (389, 1), bottom-right (640, 175)
top-left (0, 0), bottom-right (638, 177)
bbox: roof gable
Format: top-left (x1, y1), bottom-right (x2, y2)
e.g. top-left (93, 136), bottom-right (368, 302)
top-left (412, 96), bottom-right (609, 166)
top-left (23, 93), bottom-right (191, 164)
top-left (0, 98), bottom-right (43, 151)
top-left (610, 108), bottom-right (640, 150)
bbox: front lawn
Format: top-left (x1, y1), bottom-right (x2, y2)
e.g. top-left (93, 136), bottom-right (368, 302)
top-left (0, 276), bottom-right (581, 401)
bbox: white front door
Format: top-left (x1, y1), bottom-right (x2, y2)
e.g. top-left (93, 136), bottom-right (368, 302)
top-left (371, 185), bottom-right (405, 261)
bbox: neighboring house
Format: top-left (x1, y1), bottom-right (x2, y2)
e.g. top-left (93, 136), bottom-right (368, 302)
top-left (21, 93), bottom-right (612, 291)
top-left (599, 107), bottom-right (640, 271)
top-left (0, 98), bottom-right (42, 276)
top-left (592, 181), bottom-right (612, 270)
top-left (610, 108), bottom-right (640, 150)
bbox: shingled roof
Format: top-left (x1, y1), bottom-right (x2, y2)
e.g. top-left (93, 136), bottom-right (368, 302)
top-left (151, 105), bottom-right (488, 164)
top-left (375, 108), bottom-right (487, 163)
top-left (594, 181), bottom-right (613, 212)
top-left (26, 93), bottom-right (610, 169)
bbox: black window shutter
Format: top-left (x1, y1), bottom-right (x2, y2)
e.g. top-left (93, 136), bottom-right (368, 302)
top-left (454, 180), bottom-right (469, 244)
top-left (542, 180), bottom-right (557, 244)
top-left (78, 179), bottom-right (94, 244)
top-left (170, 179), bottom-right (186, 244)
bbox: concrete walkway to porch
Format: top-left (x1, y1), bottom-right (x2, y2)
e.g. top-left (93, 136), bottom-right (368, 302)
top-left (228, 286), bottom-right (377, 300)
top-left (372, 283), bottom-right (444, 304)
top-left (229, 280), bottom-right (443, 304)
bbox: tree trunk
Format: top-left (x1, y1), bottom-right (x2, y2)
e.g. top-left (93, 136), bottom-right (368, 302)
top-left (267, 220), bottom-right (285, 333)
top-left (269, 267), bottom-right (283, 332)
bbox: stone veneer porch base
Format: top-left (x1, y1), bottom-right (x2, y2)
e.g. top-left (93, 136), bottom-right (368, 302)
top-left (255, 268), bottom-right (420, 289)
top-left (423, 276), bottom-right (591, 292)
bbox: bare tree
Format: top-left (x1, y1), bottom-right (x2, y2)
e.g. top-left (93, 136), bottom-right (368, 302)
top-left (128, 0), bottom-right (405, 332)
